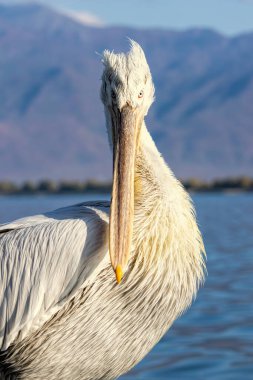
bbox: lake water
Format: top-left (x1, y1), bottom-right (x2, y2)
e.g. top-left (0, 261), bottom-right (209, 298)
top-left (0, 194), bottom-right (252, 379)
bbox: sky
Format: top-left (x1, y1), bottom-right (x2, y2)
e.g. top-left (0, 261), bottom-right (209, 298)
top-left (1, 0), bottom-right (253, 35)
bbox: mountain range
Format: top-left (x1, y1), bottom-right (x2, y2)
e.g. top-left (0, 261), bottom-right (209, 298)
top-left (0, 3), bottom-right (253, 181)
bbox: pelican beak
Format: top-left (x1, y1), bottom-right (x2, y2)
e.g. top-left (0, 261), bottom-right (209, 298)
top-left (109, 105), bottom-right (142, 283)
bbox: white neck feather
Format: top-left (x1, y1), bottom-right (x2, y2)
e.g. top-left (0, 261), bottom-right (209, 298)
top-left (137, 124), bottom-right (178, 199)
top-left (132, 122), bottom-right (205, 297)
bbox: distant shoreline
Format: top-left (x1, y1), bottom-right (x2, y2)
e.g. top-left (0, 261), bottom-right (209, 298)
top-left (0, 177), bottom-right (253, 195)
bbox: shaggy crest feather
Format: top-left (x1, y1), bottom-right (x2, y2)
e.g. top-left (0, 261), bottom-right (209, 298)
top-left (0, 40), bottom-right (205, 380)
top-left (101, 40), bottom-right (155, 112)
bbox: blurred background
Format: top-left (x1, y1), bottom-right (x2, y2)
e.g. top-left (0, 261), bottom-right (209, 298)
top-left (0, 1), bottom-right (253, 379)
top-left (0, 0), bottom-right (253, 184)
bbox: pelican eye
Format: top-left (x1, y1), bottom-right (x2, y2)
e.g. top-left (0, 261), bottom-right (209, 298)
top-left (138, 90), bottom-right (144, 99)
top-left (111, 90), bottom-right (116, 100)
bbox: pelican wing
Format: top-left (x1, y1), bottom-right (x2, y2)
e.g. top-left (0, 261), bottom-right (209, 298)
top-left (0, 201), bottom-right (110, 350)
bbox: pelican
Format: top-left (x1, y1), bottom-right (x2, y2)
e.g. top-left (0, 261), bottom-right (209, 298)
top-left (0, 41), bottom-right (205, 380)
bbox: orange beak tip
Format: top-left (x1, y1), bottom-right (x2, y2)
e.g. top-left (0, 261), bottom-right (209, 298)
top-left (115, 265), bottom-right (124, 284)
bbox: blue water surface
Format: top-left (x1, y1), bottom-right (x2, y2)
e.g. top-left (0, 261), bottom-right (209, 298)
top-left (0, 193), bottom-right (252, 380)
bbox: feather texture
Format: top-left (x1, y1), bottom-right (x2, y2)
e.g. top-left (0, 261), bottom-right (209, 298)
top-left (0, 41), bottom-right (205, 380)
top-left (0, 202), bottom-right (110, 351)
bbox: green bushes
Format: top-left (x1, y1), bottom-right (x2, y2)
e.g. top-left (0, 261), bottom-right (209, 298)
top-left (0, 177), bottom-right (252, 195)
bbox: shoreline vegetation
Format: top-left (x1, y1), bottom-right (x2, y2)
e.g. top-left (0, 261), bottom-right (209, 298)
top-left (0, 177), bottom-right (253, 195)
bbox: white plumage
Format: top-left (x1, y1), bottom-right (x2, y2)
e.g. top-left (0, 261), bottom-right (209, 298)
top-left (0, 202), bottom-right (109, 350)
top-left (0, 41), bottom-right (205, 380)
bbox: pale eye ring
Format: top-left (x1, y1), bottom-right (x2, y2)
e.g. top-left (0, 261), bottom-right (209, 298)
top-left (138, 90), bottom-right (144, 99)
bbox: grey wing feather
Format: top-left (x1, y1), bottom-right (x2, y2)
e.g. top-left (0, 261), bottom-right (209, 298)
top-left (0, 201), bottom-right (110, 350)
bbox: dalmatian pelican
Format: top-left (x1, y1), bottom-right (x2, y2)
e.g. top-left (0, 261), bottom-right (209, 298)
top-left (0, 41), bottom-right (205, 380)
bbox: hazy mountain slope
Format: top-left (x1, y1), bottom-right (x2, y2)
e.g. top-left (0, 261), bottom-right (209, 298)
top-left (0, 3), bottom-right (252, 181)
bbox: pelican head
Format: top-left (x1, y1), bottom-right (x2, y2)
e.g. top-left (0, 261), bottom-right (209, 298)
top-left (101, 40), bottom-right (155, 283)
